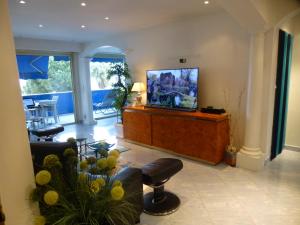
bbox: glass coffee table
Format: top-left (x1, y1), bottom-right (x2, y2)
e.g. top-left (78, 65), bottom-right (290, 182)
top-left (75, 138), bottom-right (114, 159)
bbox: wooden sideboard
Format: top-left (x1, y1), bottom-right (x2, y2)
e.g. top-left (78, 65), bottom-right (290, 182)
top-left (123, 106), bottom-right (229, 165)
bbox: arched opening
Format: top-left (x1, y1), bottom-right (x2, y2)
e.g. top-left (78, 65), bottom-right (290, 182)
top-left (88, 46), bottom-right (126, 120)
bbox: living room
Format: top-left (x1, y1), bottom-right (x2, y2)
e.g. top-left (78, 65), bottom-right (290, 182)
top-left (1, 0), bottom-right (300, 225)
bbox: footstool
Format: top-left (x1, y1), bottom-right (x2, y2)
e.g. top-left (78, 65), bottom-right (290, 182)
top-left (31, 125), bottom-right (64, 141)
top-left (142, 158), bottom-right (183, 216)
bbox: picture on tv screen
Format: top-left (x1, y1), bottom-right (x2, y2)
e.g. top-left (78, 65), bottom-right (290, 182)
top-left (146, 68), bottom-right (198, 109)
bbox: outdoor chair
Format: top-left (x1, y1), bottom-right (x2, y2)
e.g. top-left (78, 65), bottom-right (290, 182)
top-left (93, 91), bottom-right (117, 115)
top-left (24, 104), bottom-right (44, 129)
top-left (39, 95), bottom-right (60, 124)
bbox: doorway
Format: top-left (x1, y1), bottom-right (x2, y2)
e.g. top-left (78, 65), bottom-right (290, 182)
top-left (89, 56), bottom-right (124, 120)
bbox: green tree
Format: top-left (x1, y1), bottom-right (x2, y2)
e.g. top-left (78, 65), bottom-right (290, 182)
top-left (90, 62), bottom-right (112, 89)
top-left (22, 57), bottom-right (72, 95)
top-left (107, 63), bottom-right (133, 123)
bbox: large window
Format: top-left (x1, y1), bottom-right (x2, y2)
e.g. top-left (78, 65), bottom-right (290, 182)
top-left (89, 56), bottom-right (125, 91)
top-left (19, 56), bottom-right (72, 95)
top-left (90, 62), bottom-right (115, 90)
top-left (18, 54), bottom-right (75, 125)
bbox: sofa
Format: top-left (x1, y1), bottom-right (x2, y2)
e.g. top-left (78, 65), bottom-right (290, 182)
top-left (30, 141), bottom-right (78, 173)
top-left (29, 141), bottom-right (143, 224)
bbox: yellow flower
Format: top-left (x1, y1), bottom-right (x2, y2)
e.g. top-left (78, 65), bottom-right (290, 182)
top-left (63, 148), bottom-right (76, 157)
top-left (43, 154), bottom-right (61, 168)
top-left (80, 160), bottom-right (88, 170)
top-left (107, 156), bottom-right (117, 169)
top-left (111, 186), bottom-right (124, 201)
top-left (44, 190), bottom-right (59, 206)
top-left (78, 173), bottom-right (87, 182)
top-left (96, 178), bottom-right (106, 187)
top-left (35, 170), bottom-right (51, 186)
top-left (108, 149), bottom-right (120, 159)
top-left (67, 137), bottom-right (76, 144)
top-left (90, 180), bottom-right (101, 193)
top-left (112, 180), bottom-right (122, 187)
top-left (34, 215), bottom-right (46, 225)
top-left (97, 158), bottom-right (108, 169)
top-left (87, 157), bottom-right (97, 165)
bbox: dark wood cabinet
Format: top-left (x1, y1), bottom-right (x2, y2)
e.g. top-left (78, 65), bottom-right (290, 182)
top-left (123, 106), bottom-right (229, 165)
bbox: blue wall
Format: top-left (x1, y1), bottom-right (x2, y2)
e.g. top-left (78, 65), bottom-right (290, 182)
top-left (23, 89), bottom-right (113, 115)
top-left (92, 89), bottom-right (113, 105)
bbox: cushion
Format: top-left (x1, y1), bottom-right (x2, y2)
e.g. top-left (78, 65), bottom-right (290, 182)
top-left (142, 158), bottom-right (183, 185)
top-left (31, 125), bottom-right (64, 137)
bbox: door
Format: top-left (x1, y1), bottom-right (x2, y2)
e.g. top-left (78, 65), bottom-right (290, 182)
top-left (270, 30), bottom-right (294, 160)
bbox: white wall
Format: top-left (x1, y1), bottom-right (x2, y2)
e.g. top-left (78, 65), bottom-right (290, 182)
top-left (285, 17), bottom-right (300, 148)
top-left (252, 0), bottom-right (300, 27)
top-left (14, 37), bottom-right (82, 53)
top-left (85, 12), bottom-right (250, 148)
top-left (0, 1), bottom-right (36, 224)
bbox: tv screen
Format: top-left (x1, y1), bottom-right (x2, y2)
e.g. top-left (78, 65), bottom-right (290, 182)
top-left (146, 68), bottom-right (199, 110)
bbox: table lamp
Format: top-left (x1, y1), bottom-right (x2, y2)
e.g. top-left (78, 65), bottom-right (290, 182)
top-left (131, 82), bottom-right (146, 106)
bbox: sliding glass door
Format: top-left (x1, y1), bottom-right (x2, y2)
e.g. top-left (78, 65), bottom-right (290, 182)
top-left (17, 53), bottom-right (75, 126)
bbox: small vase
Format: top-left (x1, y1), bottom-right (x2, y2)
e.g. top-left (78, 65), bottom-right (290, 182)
top-left (224, 151), bottom-right (237, 167)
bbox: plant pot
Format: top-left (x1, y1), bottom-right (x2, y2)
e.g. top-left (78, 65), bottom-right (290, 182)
top-left (115, 123), bottom-right (124, 139)
top-left (224, 151), bottom-right (237, 167)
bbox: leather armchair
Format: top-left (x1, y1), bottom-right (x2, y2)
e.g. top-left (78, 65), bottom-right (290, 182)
top-left (30, 141), bottom-right (77, 173)
top-left (114, 167), bottom-right (143, 224)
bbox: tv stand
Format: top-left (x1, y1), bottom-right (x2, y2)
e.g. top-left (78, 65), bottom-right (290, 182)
top-left (123, 106), bottom-right (229, 164)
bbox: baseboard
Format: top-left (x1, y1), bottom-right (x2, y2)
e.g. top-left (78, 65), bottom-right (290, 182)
top-left (285, 145), bottom-right (300, 152)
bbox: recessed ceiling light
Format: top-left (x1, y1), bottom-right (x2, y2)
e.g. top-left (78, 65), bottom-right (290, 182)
top-left (81, 25), bottom-right (86, 28)
top-left (81, 2), bottom-right (86, 6)
top-left (104, 17), bottom-right (110, 20)
top-left (38, 24), bottom-right (44, 28)
top-left (204, 1), bottom-right (210, 4)
top-left (19, 0), bottom-right (26, 4)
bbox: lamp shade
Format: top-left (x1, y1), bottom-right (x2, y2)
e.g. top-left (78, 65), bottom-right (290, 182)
top-left (131, 82), bottom-right (145, 92)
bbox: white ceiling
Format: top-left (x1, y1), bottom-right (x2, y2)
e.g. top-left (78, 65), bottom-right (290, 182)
top-left (9, 0), bottom-right (221, 43)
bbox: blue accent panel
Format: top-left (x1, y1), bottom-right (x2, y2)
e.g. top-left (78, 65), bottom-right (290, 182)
top-left (53, 56), bottom-right (70, 61)
top-left (17, 55), bottom-right (49, 80)
top-left (92, 89), bottom-right (113, 105)
top-left (91, 58), bottom-right (124, 63)
top-left (22, 89), bottom-right (114, 115)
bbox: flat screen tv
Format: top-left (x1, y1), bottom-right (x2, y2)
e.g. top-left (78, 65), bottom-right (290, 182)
top-left (146, 68), bottom-right (199, 110)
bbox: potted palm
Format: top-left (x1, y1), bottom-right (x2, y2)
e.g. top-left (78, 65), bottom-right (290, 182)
top-left (107, 63), bottom-right (133, 138)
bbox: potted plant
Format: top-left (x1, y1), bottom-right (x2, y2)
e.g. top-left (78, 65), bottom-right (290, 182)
top-left (107, 63), bottom-right (133, 138)
top-left (224, 128), bottom-right (239, 167)
top-left (223, 87), bottom-right (246, 167)
top-left (30, 146), bottom-right (138, 225)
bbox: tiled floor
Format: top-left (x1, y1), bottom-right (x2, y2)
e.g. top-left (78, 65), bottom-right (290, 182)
top-left (120, 142), bottom-right (300, 225)
top-left (56, 116), bottom-right (118, 144)
top-left (52, 110), bottom-right (117, 125)
top-left (57, 118), bottom-right (300, 225)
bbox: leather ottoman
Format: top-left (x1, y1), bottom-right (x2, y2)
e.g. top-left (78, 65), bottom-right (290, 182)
top-left (142, 158), bottom-right (183, 215)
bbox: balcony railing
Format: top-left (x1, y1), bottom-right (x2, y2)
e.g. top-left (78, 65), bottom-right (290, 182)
top-left (23, 89), bottom-right (114, 115)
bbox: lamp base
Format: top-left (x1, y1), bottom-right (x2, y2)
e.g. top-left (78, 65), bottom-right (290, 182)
top-left (135, 95), bottom-right (143, 106)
